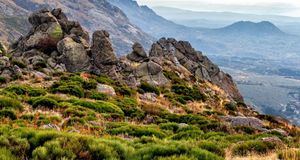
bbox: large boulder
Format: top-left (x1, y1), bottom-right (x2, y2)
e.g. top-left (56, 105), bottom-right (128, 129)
top-left (127, 42), bottom-right (148, 62)
top-left (222, 116), bottom-right (265, 130)
top-left (91, 30), bottom-right (117, 67)
top-left (57, 37), bottom-right (90, 72)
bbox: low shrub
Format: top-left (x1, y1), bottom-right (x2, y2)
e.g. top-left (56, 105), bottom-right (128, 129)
top-left (82, 79), bottom-right (97, 90)
top-left (51, 83), bottom-right (84, 98)
top-left (163, 71), bottom-right (186, 85)
top-left (171, 84), bottom-right (206, 102)
top-left (5, 85), bottom-right (46, 97)
top-left (0, 110), bottom-right (17, 120)
top-left (232, 140), bottom-right (277, 156)
top-left (159, 123), bottom-right (179, 132)
top-left (71, 99), bottom-right (123, 115)
top-left (87, 91), bottom-right (108, 101)
top-left (0, 96), bottom-right (23, 110)
top-left (108, 125), bottom-right (166, 138)
top-left (0, 148), bottom-right (17, 160)
top-left (138, 82), bottom-right (160, 95)
top-left (224, 102), bottom-right (237, 111)
top-left (114, 97), bottom-right (145, 119)
top-left (162, 113), bottom-right (209, 125)
top-left (11, 60), bottom-right (26, 68)
top-left (198, 141), bottom-right (225, 157)
top-left (30, 97), bottom-right (58, 109)
top-left (0, 77), bottom-right (6, 84)
top-left (96, 75), bottom-right (115, 85)
top-left (172, 130), bottom-right (204, 140)
top-left (114, 85), bottom-right (136, 97)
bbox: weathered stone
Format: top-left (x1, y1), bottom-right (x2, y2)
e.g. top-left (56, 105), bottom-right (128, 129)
top-left (127, 42), bottom-right (148, 62)
top-left (96, 84), bottom-right (116, 96)
top-left (140, 93), bottom-right (157, 102)
top-left (91, 30), bottom-right (117, 67)
top-left (57, 37), bottom-right (90, 72)
top-left (222, 116), bottom-right (265, 130)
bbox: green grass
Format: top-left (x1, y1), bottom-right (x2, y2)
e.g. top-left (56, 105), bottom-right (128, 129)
top-left (0, 96), bottom-right (23, 110)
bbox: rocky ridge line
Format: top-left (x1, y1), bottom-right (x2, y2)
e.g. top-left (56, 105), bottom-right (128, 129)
top-left (2, 8), bottom-right (242, 101)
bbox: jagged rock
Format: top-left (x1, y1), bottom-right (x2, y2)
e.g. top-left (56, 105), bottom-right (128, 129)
top-left (96, 84), bottom-right (116, 96)
top-left (127, 42), bottom-right (148, 62)
top-left (57, 37), bottom-right (90, 72)
top-left (222, 116), bottom-right (265, 130)
top-left (91, 30), bottom-right (117, 66)
top-left (148, 38), bottom-right (243, 101)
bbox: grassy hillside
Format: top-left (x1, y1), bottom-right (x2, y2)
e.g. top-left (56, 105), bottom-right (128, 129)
top-left (0, 72), bottom-right (298, 159)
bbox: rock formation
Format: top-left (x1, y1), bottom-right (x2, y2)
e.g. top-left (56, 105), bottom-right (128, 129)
top-left (5, 8), bottom-right (242, 101)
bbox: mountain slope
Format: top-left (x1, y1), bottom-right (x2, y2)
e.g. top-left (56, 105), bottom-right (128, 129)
top-left (0, 8), bottom-right (298, 159)
top-left (0, 0), bottom-right (154, 54)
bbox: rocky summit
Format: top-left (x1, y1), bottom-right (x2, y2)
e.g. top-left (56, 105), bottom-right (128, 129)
top-left (5, 8), bottom-right (242, 101)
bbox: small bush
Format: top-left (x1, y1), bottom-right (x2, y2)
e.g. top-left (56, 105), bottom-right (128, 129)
top-left (114, 97), bottom-right (145, 119)
top-left (82, 79), bottom-right (97, 90)
top-left (0, 110), bottom-right (17, 120)
top-left (138, 82), bottom-right (160, 95)
top-left (0, 148), bottom-right (17, 160)
top-left (171, 85), bottom-right (205, 102)
top-left (224, 102), bottom-right (237, 111)
top-left (87, 91), bottom-right (108, 101)
top-left (172, 130), bottom-right (204, 140)
top-left (71, 99), bottom-right (123, 115)
top-left (51, 84), bottom-right (84, 98)
top-left (12, 60), bottom-right (26, 68)
top-left (232, 140), bottom-right (277, 156)
top-left (108, 125), bottom-right (166, 138)
top-left (30, 97), bottom-right (58, 109)
top-left (198, 141), bottom-right (225, 157)
top-left (96, 75), bottom-right (115, 85)
top-left (0, 96), bottom-right (23, 110)
top-left (159, 123), bottom-right (179, 132)
top-left (5, 85), bottom-right (46, 97)
top-left (0, 77), bottom-right (6, 84)
top-left (114, 85), bottom-right (136, 97)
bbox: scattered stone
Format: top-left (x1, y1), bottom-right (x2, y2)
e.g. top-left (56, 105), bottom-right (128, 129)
top-left (41, 124), bottom-right (60, 131)
top-left (222, 116), bottom-right (265, 130)
top-left (96, 84), bottom-right (116, 96)
top-left (140, 93), bottom-right (157, 102)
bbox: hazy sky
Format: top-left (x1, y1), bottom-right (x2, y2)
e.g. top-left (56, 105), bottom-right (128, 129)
top-left (136, 0), bottom-right (300, 17)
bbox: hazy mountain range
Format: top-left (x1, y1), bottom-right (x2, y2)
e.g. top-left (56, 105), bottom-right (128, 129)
top-left (153, 6), bottom-right (300, 36)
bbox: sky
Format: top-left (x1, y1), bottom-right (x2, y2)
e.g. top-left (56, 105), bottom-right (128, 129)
top-left (136, 0), bottom-right (300, 17)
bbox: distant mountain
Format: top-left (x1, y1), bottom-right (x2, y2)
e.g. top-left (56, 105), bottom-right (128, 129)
top-left (153, 6), bottom-right (300, 36)
top-left (213, 21), bottom-right (284, 36)
top-left (0, 0), bottom-right (154, 54)
top-left (108, 0), bottom-right (199, 41)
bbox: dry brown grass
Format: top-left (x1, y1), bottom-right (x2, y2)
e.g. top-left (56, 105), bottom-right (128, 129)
top-left (227, 153), bottom-right (278, 160)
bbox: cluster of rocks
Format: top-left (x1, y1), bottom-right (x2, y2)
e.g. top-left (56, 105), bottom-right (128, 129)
top-left (3, 8), bottom-right (242, 101)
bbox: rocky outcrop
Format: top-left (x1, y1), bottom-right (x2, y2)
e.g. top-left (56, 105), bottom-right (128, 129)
top-left (7, 8), bottom-right (242, 102)
top-left (147, 38), bottom-right (243, 101)
top-left (127, 43), bottom-right (148, 62)
top-left (222, 116), bottom-right (265, 130)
